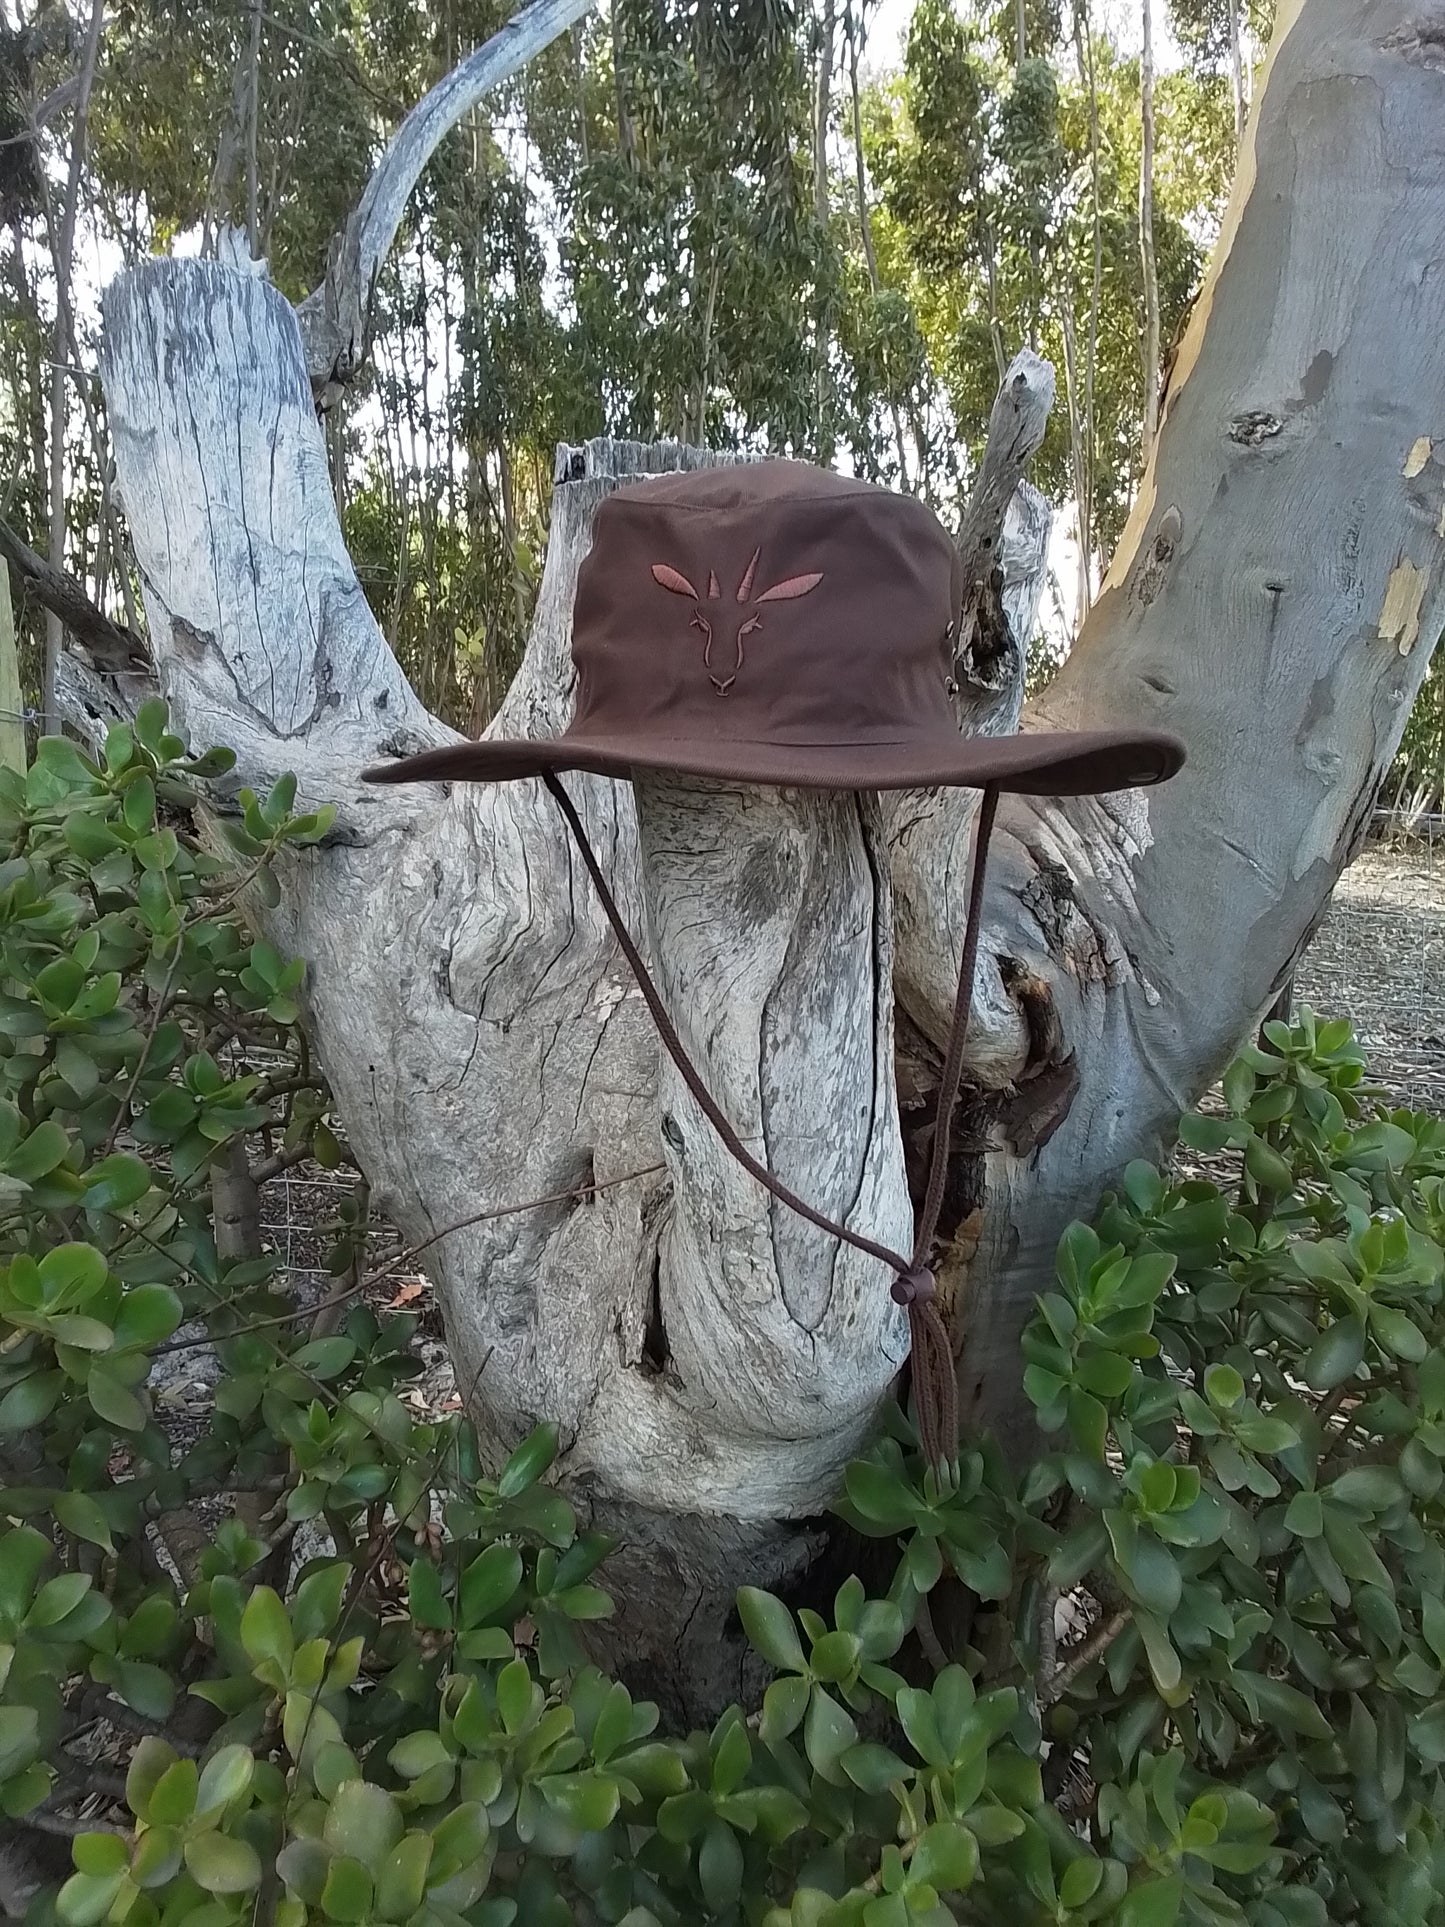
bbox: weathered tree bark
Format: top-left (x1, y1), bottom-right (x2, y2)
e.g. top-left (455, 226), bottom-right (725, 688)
top-left (1138, 0), bottom-right (1160, 455)
top-left (901, 0), bottom-right (1445, 1449)
top-left (82, 0), bottom-right (1445, 1716)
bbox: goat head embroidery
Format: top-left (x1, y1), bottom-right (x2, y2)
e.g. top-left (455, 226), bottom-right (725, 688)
top-left (650, 549), bottom-right (823, 693)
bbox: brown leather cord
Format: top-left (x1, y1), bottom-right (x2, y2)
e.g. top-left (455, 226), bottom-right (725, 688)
top-left (541, 770), bottom-right (999, 1480)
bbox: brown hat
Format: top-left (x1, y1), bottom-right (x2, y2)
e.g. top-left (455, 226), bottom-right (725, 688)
top-left (363, 459), bottom-right (1185, 1480)
top-left (362, 460), bottom-right (1183, 796)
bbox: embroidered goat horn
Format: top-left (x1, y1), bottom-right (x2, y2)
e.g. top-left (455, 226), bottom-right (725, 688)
top-left (652, 564), bottom-right (699, 598)
top-left (707, 570), bottom-right (721, 599)
top-left (756, 572), bottom-right (824, 602)
top-left (736, 548), bottom-right (760, 602)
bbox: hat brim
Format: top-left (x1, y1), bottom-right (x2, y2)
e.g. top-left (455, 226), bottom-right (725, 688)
top-left (361, 727), bottom-right (1184, 797)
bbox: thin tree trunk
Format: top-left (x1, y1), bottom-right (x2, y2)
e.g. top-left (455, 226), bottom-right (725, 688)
top-left (1058, 294), bottom-right (1091, 622)
top-left (1015, 0), bottom-right (1026, 61)
top-left (1139, 0), bottom-right (1160, 455)
top-left (7, 219), bottom-right (47, 526)
top-left (0, 561), bottom-right (24, 774)
top-left (201, 43), bottom-right (251, 253)
top-left (245, 0), bottom-right (263, 255)
top-left (497, 440), bottom-right (529, 653)
top-left (42, 0), bottom-right (104, 735)
top-left (1071, 0), bottom-right (1102, 613)
top-left (846, 3), bottom-right (908, 485)
top-left (814, 0), bottom-right (835, 228)
top-left (846, 2), bottom-right (877, 291)
top-left (1228, 0), bottom-right (1247, 145)
top-left (573, 20), bottom-right (589, 164)
top-left (611, 0), bottom-right (635, 167)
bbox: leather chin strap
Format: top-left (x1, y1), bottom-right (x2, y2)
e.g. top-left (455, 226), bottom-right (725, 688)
top-left (541, 770), bottom-right (1000, 1482)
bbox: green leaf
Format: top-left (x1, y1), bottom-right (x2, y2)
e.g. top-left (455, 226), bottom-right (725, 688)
top-left (1222, 1060), bottom-right (1255, 1116)
top-left (109, 1659), bottom-right (174, 1721)
top-left (803, 1686), bottom-right (858, 1782)
top-left (496, 1657), bottom-right (536, 1736)
top-left (1057, 1222), bottom-right (1101, 1296)
top-left (738, 1587), bottom-right (806, 1674)
top-left (497, 1422), bottom-right (559, 1498)
top-left (1117, 1873), bottom-right (1184, 1927)
top-left (48, 1315), bottom-right (114, 1352)
top-left (29, 1571), bottom-right (95, 1629)
top-left (389, 1730), bottom-right (453, 1781)
top-left (184, 1831), bottom-right (263, 1894)
top-left (698, 1817), bottom-right (744, 1908)
top-left (38, 1242), bottom-right (108, 1304)
top-left (196, 1744), bottom-right (254, 1816)
top-left (375, 1832), bottom-right (432, 1920)
top-left (0, 1524), bottom-right (50, 1621)
top-left (1330, 1466), bottom-right (1404, 1513)
top-left (1059, 1858), bottom-right (1105, 1910)
top-left (240, 1586), bottom-right (293, 1670)
top-left (1204, 1363), bottom-right (1245, 1408)
top-left (1245, 1134), bottom-right (1294, 1193)
top-left (148, 1757), bottom-right (199, 1826)
top-left (407, 1556), bottom-right (451, 1631)
top-left (759, 1674), bottom-right (809, 1744)
top-left (1302, 1315), bottom-right (1366, 1392)
top-left (910, 1821), bottom-right (978, 1893)
top-left (320, 1854), bottom-right (374, 1923)
top-left (1371, 1304), bottom-right (1428, 1362)
top-left (1075, 1349), bottom-right (1136, 1399)
top-left (0, 1705), bottom-right (39, 1781)
top-left (459, 1543), bottom-right (523, 1626)
top-left (1106, 1513), bottom-right (1181, 1617)
top-left (276, 1838), bottom-right (330, 1906)
top-left (56, 1870), bottom-right (126, 1925)
top-left (842, 1742), bottom-right (910, 1793)
top-left (83, 1154), bottom-right (152, 1215)
top-left (86, 1367), bottom-right (148, 1433)
top-left (1283, 1491), bottom-right (1324, 1538)
top-left (72, 1834), bottom-right (128, 1880)
top-left (895, 1687), bottom-right (948, 1767)
top-left (111, 1285), bottom-right (182, 1351)
top-left (324, 1779), bottom-right (404, 1868)
top-left (0, 1371), bottom-right (62, 1433)
top-left (124, 1737), bottom-right (176, 1822)
top-left (6, 1120), bottom-right (70, 1181)
top-left (843, 1457), bottom-right (917, 1530)
top-left (1231, 1672), bottom-right (1333, 1741)
top-left (1177, 1114), bottom-right (1235, 1153)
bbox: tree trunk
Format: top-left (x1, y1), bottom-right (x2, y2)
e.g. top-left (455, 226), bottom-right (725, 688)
top-left (43, 0), bottom-right (104, 734)
top-left (814, 0), bottom-right (834, 229)
top-left (846, 2), bottom-right (910, 484)
top-left (1228, 0), bottom-right (1247, 148)
top-left (245, 0), bottom-right (263, 256)
top-left (0, 561), bottom-right (23, 775)
top-left (87, 0), bottom-right (1445, 1717)
top-left (1138, 0), bottom-right (1160, 455)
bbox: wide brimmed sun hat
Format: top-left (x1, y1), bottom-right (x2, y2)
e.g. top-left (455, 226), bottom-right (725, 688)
top-left (364, 460), bottom-right (1185, 1474)
top-left (363, 460), bottom-right (1182, 798)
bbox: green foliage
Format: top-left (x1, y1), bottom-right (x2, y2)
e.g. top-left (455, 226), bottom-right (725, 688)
top-left (5, 718), bottom-right (1445, 1923)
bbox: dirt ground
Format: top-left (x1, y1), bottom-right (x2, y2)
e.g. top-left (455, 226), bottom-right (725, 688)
top-left (1292, 829), bottom-right (1445, 1110)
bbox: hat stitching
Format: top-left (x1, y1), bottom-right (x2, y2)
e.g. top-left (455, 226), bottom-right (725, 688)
top-left (650, 552), bottom-right (823, 695)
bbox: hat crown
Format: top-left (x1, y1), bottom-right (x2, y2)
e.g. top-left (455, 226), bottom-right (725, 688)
top-left (570, 460), bottom-right (965, 753)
